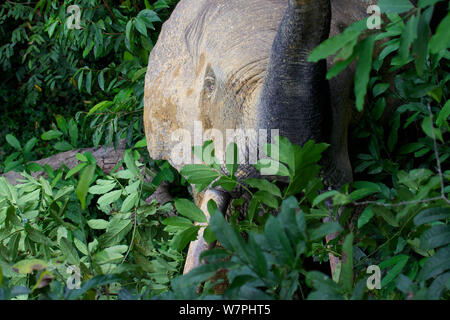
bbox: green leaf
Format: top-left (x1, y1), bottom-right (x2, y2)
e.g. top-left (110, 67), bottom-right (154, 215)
top-left (354, 36), bottom-right (376, 111)
top-left (99, 217), bottom-right (132, 247)
top-left (59, 237), bottom-right (80, 265)
top-left (422, 116), bottom-right (444, 143)
top-left (380, 255), bottom-right (409, 287)
top-left (76, 164), bottom-right (96, 210)
top-left (264, 215), bottom-right (295, 266)
top-left (209, 209), bottom-right (247, 255)
top-left (225, 142), bottom-right (238, 177)
top-left (399, 12), bottom-right (418, 60)
top-left (88, 101), bottom-right (113, 115)
top-left (6, 134), bottom-right (21, 150)
top-left (312, 190), bottom-right (339, 207)
top-left (134, 17), bottom-right (147, 36)
top-left (41, 130), bottom-right (63, 141)
top-left (12, 259), bottom-right (48, 274)
top-left (308, 19), bottom-right (367, 62)
top-left (98, 190), bottom-right (122, 207)
top-left (430, 13), bottom-right (450, 54)
top-left (436, 100), bottom-right (450, 127)
top-left (98, 70), bottom-right (105, 91)
top-left (420, 225), bottom-right (450, 250)
top-left (253, 190), bottom-right (279, 209)
top-left (48, 21), bottom-right (58, 38)
top-left (171, 226), bottom-right (200, 251)
top-left (372, 206), bottom-right (399, 227)
top-left (212, 176), bottom-right (237, 191)
top-left (23, 137), bottom-right (37, 154)
top-left (25, 225), bottom-right (54, 246)
top-left (125, 20), bottom-right (133, 51)
top-left (123, 150), bottom-right (139, 177)
top-left (65, 163), bottom-right (87, 180)
top-left (121, 193), bottom-right (138, 213)
top-left (357, 206), bottom-right (375, 229)
top-left (180, 165), bottom-right (220, 190)
top-left (418, 246), bottom-right (450, 281)
top-left (174, 199), bottom-right (207, 223)
top-left (134, 138), bottom-right (147, 149)
top-left (418, 0), bottom-right (443, 8)
top-left (244, 178), bottom-right (282, 198)
top-left (414, 207), bottom-right (450, 226)
top-left (54, 141), bottom-right (73, 152)
top-left (340, 233), bottom-right (354, 292)
top-left (162, 216), bottom-right (193, 228)
top-left (87, 219), bottom-right (109, 230)
top-left (86, 70), bottom-right (92, 94)
top-left (378, 0), bottom-right (415, 13)
top-left (310, 222), bottom-right (343, 241)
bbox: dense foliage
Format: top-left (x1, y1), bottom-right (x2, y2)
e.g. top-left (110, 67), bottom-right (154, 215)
top-left (0, 0), bottom-right (449, 300)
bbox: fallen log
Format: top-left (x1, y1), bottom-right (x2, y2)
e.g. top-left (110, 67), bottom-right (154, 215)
top-left (1, 140), bottom-right (174, 206)
top-left (1, 140), bottom-right (127, 185)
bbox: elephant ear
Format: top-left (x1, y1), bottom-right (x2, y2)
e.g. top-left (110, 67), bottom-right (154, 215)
top-left (144, 0), bottom-right (211, 168)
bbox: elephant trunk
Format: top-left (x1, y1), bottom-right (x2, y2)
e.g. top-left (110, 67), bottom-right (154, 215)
top-left (257, 0), bottom-right (332, 148)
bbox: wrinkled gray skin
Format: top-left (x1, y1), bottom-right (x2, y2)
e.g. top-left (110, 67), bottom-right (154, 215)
top-left (144, 0), bottom-right (374, 273)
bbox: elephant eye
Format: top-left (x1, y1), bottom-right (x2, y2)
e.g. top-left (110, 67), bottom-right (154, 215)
top-left (204, 75), bottom-right (216, 98)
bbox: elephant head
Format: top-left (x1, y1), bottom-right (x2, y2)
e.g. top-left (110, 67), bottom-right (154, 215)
top-left (144, 0), bottom-right (371, 273)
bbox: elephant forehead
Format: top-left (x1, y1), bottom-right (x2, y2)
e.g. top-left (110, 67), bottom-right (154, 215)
top-left (144, 0), bottom-right (287, 163)
top-left (187, 0), bottom-right (285, 72)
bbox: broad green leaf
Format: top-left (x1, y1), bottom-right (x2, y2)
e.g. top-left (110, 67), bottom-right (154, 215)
top-left (123, 150), bottom-right (139, 177)
top-left (121, 193), bottom-right (138, 213)
top-left (162, 216), bottom-right (193, 228)
top-left (308, 19), bottom-right (367, 62)
top-left (422, 116), bottom-right (444, 143)
top-left (41, 130), bottom-right (63, 141)
top-left (310, 222), bottom-right (343, 241)
top-left (436, 100), bottom-right (450, 127)
top-left (87, 101), bottom-right (113, 115)
top-left (378, 0), bottom-right (415, 13)
top-left (87, 219), bottom-right (109, 230)
top-left (414, 207), bottom-right (450, 226)
top-left (76, 164), bottom-right (96, 210)
top-left (59, 237), bottom-right (80, 265)
top-left (354, 36), bottom-right (376, 111)
top-left (312, 190), bottom-right (339, 207)
top-left (65, 163), bottom-right (87, 180)
top-left (134, 17), bottom-right (147, 36)
top-left (357, 206), bottom-right (375, 229)
top-left (253, 190), bottom-right (279, 209)
top-left (6, 134), bottom-right (21, 150)
top-left (244, 178), bottom-right (282, 198)
top-left (418, 246), bottom-right (450, 281)
top-left (380, 255), bottom-right (409, 287)
top-left (54, 141), bottom-right (73, 152)
top-left (99, 217), bottom-right (133, 247)
top-left (340, 233), bottom-right (354, 292)
top-left (98, 190), bottom-right (122, 207)
top-left (89, 182), bottom-right (116, 195)
top-left (420, 225), bottom-right (450, 250)
top-left (171, 226), bottom-right (200, 251)
top-left (264, 215), bottom-right (295, 266)
top-left (430, 13), bottom-right (450, 54)
top-left (225, 142), bottom-right (238, 177)
top-left (180, 165), bottom-right (220, 190)
top-left (399, 13), bottom-right (418, 60)
top-left (98, 70), bottom-right (105, 91)
top-left (12, 259), bottom-right (48, 274)
top-left (174, 199), bottom-right (206, 223)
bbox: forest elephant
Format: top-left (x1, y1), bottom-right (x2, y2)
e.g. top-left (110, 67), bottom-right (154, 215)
top-left (143, 0), bottom-right (374, 274)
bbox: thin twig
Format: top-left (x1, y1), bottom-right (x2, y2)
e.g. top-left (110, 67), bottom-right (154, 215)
top-left (101, 0), bottom-right (116, 20)
top-left (427, 103), bottom-right (450, 205)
